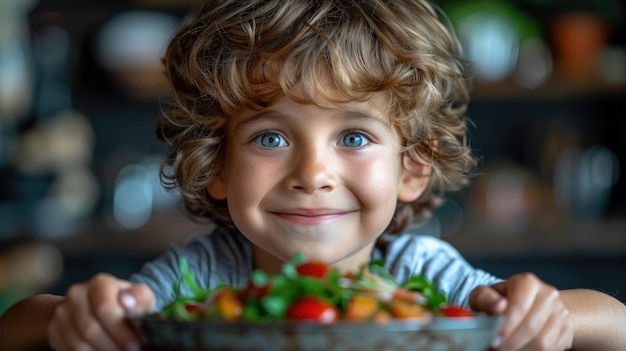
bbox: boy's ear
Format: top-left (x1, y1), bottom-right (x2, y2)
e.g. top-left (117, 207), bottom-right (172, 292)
top-left (397, 154), bottom-right (431, 202)
top-left (207, 174), bottom-right (228, 200)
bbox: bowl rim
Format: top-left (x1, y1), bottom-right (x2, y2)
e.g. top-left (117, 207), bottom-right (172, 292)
top-left (128, 313), bottom-right (503, 333)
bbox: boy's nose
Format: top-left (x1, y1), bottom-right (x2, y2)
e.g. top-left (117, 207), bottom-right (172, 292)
top-left (286, 148), bottom-right (338, 194)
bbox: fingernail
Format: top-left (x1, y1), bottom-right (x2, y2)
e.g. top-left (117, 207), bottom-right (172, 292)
top-left (495, 298), bottom-right (508, 313)
top-left (121, 293), bottom-right (137, 310)
top-left (490, 335), bottom-right (502, 349)
top-left (127, 341), bottom-right (140, 351)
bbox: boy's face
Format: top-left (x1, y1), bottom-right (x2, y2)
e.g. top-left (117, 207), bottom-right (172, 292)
top-left (208, 94), bottom-right (429, 273)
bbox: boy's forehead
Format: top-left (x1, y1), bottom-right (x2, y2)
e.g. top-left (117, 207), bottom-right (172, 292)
top-left (233, 92), bottom-right (392, 124)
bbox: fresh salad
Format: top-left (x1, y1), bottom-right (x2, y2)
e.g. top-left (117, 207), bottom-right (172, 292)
top-left (161, 253), bottom-right (473, 323)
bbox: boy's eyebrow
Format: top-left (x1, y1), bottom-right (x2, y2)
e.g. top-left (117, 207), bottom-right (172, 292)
top-left (336, 109), bottom-right (387, 123)
top-left (231, 110), bottom-right (283, 132)
top-left (333, 108), bottom-right (393, 129)
top-left (232, 107), bottom-right (389, 131)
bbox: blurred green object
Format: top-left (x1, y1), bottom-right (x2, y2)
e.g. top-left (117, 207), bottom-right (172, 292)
top-left (442, 0), bottom-right (541, 41)
top-left (0, 286), bottom-right (32, 316)
top-left (441, 0), bottom-right (543, 82)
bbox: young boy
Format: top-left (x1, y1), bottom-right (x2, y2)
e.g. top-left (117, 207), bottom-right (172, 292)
top-left (2, 0), bottom-right (625, 350)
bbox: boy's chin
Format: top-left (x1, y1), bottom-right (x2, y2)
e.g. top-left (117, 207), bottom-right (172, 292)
top-left (251, 238), bottom-right (376, 273)
top-left (268, 244), bottom-right (375, 273)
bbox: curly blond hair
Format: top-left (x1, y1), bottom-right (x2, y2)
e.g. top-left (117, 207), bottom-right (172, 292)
top-left (157, 0), bottom-right (476, 235)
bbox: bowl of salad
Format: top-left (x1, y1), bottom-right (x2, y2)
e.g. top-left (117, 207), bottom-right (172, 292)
top-left (128, 255), bottom-right (502, 351)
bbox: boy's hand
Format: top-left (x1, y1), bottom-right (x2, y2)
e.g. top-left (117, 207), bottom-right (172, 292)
top-left (48, 273), bottom-right (155, 351)
top-left (469, 273), bottom-right (574, 351)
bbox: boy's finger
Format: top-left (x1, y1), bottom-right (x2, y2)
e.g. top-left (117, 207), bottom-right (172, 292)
top-left (494, 273), bottom-right (540, 343)
top-left (86, 275), bottom-right (140, 351)
top-left (503, 284), bottom-right (567, 351)
top-left (117, 284), bottom-right (156, 351)
top-left (120, 284), bottom-right (156, 316)
top-left (74, 301), bottom-right (123, 351)
top-left (499, 298), bottom-right (551, 350)
top-left (469, 285), bottom-right (507, 314)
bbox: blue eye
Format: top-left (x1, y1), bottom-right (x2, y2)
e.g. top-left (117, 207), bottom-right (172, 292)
top-left (339, 132), bottom-right (369, 148)
top-left (254, 133), bottom-right (287, 148)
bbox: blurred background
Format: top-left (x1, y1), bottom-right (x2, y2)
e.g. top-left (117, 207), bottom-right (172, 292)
top-left (1, 0), bottom-right (624, 313)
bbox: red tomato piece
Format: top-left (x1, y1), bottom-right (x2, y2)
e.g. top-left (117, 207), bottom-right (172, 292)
top-left (184, 302), bottom-right (201, 314)
top-left (296, 262), bottom-right (331, 279)
top-left (440, 305), bottom-right (473, 317)
top-left (285, 296), bottom-right (338, 323)
top-left (244, 279), bottom-right (269, 299)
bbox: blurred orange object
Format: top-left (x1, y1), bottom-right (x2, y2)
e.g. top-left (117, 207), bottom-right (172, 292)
top-left (551, 12), bottom-right (608, 81)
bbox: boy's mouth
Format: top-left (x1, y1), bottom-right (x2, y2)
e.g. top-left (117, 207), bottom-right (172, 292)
top-left (268, 208), bottom-right (356, 226)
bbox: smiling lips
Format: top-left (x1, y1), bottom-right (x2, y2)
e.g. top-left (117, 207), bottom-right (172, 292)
top-left (269, 208), bottom-right (355, 225)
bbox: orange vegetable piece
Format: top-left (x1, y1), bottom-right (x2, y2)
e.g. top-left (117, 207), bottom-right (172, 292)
top-left (214, 287), bottom-right (243, 321)
top-left (392, 288), bottom-right (419, 302)
top-left (343, 294), bottom-right (379, 321)
top-left (389, 298), bottom-right (426, 319)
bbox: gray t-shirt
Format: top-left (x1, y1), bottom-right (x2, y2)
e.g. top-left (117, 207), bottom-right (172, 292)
top-left (129, 228), bottom-right (501, 311)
